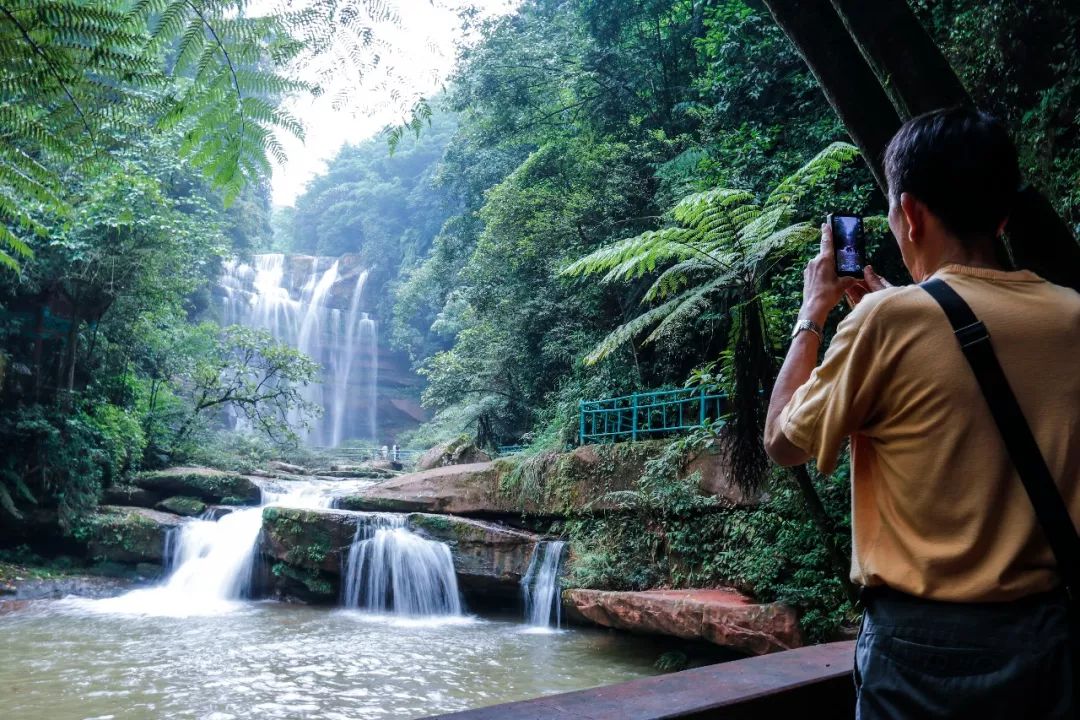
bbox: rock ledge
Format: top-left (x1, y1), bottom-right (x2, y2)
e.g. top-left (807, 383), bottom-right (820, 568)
top-left (564, 588), bottom-right (802, 656)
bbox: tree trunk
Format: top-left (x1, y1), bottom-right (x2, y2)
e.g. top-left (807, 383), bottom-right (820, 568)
top-left (761, 0), bottom-right (900, 193)
top-left (829, 0), bottom-right (970, 119)
top-left (60, 308), bottom-right (81, 409)
top-left (827, 0), bottom-right (1080, 291)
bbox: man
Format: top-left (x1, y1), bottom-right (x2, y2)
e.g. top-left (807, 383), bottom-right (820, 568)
top-left (763, 108), bottom-right (1080, 718)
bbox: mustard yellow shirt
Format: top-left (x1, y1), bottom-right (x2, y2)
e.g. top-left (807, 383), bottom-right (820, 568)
top-left (781, 264), bottom-right (1080, 601)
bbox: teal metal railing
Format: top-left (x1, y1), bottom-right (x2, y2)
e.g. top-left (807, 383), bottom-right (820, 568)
top-left (578, 386), bottom-right (728, 445)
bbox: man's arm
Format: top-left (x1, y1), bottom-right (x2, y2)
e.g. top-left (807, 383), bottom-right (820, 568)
top-left (764, 223), bottom-right (856, 465)
top-left (765, 331), bottom-right (820, 466)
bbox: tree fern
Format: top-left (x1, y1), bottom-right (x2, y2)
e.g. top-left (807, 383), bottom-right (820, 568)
top-left (565, 142), bottom-right (859, 365)
top-left (565, 142), bottom-right (861, 494)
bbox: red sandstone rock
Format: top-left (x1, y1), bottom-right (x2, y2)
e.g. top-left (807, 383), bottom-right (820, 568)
top-left (564, 588), bottom-right (803, 656)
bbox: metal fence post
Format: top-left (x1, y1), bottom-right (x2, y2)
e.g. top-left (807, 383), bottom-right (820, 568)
top-left (631, 394), bottom-right (638, 441)
top-left (699, 386), bottom-right (706, 426)
top-left (579, 399), bottom-right (586, 445)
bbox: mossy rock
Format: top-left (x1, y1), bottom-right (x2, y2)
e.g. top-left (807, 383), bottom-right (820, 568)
top-left (155, 496), bottom-right (207, 517)
top-left (134, 467), bottom-right (261, 505)
top-left (80, 506), bottom-right (185, 564)
top-left (101, 485), bottom-right (161, 509)
top-left (261, 507), bottom-right (357, 573)
top-left (270, 562), bottom-right (337, 603)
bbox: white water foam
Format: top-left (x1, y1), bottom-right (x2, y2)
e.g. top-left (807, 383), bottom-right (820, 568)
top-left (66, 478), bottom-right (370, 618)
top-left (341, 515), bottom-right (463, 617)
top-left (521, 541), bottom-right (566, 630)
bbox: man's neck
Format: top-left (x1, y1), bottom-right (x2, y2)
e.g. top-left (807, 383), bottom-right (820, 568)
top-left (913, 238), bottom-right (1003, 280)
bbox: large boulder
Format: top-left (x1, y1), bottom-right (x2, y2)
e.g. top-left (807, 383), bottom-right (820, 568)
top-left (82, 506), bottom-right (185, 564)
top-left (564, 588), bottom-right (802, 656)
top-left (260, 506), bottom-right (358, 602)
top-left (155, 496), bottom-right (207, 517)
top-left (134, 467), bottom-right (261, 505)
top-left (406, 514), bottom-right (539, 602)
top-left (102, 485), bottom-right (161, 509)
top-left (337, 440), bottom-right (756, 520)
top-left (417, 437), bottom-right (492, 471)
top-left (335, 463), bottom-right (503, 515)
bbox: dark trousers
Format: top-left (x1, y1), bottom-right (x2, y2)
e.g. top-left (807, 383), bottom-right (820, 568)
top-left (855, 586), bottom-right (1073, 720)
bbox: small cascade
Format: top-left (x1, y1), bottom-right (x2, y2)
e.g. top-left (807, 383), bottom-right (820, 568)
top-left (217, 254), bottom-right (379, 446)
top-left (521, 541), bottom-right (566, 628)
top-left (341, 515), bottom-right (462, 616)
top-left (89, 479), bottom-right (356, 616)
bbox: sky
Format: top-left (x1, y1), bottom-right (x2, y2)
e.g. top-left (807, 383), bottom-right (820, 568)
top-left (271, 0), bottom-right (517, 207)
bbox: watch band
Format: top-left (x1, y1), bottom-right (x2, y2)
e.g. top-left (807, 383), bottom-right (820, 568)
top-left (791, 318), bottom-right (824, 343)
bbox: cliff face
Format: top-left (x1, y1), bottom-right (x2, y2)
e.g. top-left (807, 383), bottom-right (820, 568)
top-left (214, 253), bottom-right (426, 444)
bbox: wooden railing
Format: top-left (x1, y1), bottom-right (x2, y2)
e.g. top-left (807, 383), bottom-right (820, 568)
top-left (579, 386), bottom-right (728, 444)
top-left (422, 641), bottom-right (855, 720)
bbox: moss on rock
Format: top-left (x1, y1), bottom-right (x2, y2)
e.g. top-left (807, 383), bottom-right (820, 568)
top-left (156, 496), bottom-right (207, 517)
top-left (77, 506), bottom-right (184, 564)
top-left (134, 467), bottom-right (261, 505)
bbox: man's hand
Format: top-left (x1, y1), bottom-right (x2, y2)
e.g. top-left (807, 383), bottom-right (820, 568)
top-left (802, 223), bottom-right (859, 325)
top-left (844, 265), bottom-right (893, 308)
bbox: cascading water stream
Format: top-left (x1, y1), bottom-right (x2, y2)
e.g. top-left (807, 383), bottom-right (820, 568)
top-left (521, 541), bottom-right (566, 629)
top-left (341, 515), bottom-right (462, 617)
top-left (82, 479), bottom-right (360, 617)
top-left (218, 254), bottom-right (379, 446)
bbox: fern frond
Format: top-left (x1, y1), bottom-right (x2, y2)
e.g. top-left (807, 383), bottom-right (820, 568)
top-left (764, 141), bottom-right (859, 212)
top-left (584, 298), bottom-right (688, 365)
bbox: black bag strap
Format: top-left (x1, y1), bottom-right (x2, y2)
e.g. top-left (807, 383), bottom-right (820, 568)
top-left (921, 277), bottom-right (1080, 594)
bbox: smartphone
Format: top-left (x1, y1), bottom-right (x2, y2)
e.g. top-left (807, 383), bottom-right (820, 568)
top-left (829, 213), bottom-right (866, 277)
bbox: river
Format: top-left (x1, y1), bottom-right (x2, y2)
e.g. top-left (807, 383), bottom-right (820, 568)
top-left (0, 600), bottom-right (659, 719)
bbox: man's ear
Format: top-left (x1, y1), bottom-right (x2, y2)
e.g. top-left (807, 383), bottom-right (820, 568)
top-left (899, 192), bottom-right (923, 244)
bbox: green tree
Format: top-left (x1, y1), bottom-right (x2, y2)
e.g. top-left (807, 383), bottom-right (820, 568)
top-left (0, 0), bottom-right (309, 270)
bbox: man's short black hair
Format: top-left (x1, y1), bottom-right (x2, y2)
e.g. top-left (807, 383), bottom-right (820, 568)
top-left (884, 107), bottom-right (1020, 245)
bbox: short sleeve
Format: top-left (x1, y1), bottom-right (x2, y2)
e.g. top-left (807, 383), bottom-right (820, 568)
top-left (780, 297), bottom-right (891, 474)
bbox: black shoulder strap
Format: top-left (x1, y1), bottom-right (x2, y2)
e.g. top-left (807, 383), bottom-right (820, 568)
top-left (922, 278), bottom-right (1080, 593)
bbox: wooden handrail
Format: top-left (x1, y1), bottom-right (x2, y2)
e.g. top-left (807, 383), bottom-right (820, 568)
top-left (422, 641), bottom-right (856, 720)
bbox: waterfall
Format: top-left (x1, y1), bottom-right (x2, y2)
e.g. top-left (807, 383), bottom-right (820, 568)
top-left (521, 541), bottom-right (566, 629)
top-left (360, 312), bottom-right (377, 442)
top-left (341, 515), bottom-right (462, 616)
top-left (331, 270), bottom-right (375, 446)
top-left (218, 254), bottom-right (379, 446)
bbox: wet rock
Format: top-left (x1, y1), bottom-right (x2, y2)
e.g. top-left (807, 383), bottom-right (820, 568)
top-left (102, 485), bottom-right (161, 509)
top-left (155, 496), bottom-right (207, 517)
top-left (405, 514), bottom-right (540, 602)
top-left (268, 461), bottom-right (308, 475)
top-left (134, 467), bottom-right (261, 505)
top-left (261, 506), bottom-right (358, 574)
top-left (563, 588), bottom-right (802, 656)
top-left (83, 506), bottom-right (186, 564)
top-left (318, 467), bottom-right (397, 479)
top-left (0, 575), bottom-right (139, 612)
top-left (417, 437), bottom-right (492, 471)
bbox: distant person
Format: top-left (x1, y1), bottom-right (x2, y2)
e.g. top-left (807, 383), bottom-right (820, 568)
top-left (765, 107), bottom-right (1080, 719)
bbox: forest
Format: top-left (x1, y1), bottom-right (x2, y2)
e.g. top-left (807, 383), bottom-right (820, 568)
top-left (1, 1), bottom-right (1079, 708)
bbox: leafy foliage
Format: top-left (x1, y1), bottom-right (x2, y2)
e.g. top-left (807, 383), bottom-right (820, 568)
top-left (0, 0), bottom-right (310, 271)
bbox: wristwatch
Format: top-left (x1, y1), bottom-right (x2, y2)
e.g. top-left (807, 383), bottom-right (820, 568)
top-left (791, 318), bottom-right (824, 343)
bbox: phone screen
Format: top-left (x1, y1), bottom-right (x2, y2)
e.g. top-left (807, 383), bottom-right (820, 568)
top-left (832, 215), bottom-right (865, 276)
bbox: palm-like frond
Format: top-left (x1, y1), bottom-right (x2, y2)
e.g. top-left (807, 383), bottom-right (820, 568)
top-left (567, 142), bottom-right (861, 380)
top-left (764, 141), bottom-right (859, 213)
